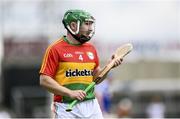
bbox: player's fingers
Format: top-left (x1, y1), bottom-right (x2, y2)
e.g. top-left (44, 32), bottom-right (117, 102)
top-left (76, 96), bottom-right (82, 101)
top-left (77, 90), bottom-right (86, 100)
top-left (120, 58), bottom-right (123, 62)
top-left (77, 95), bottom-right (83, 101)
top-left (117, 58), bottom-right (123, 64)
top-left (78, 94), bottom-right (85, 101)
top-left (81, 91), bottom-right (86, 97)
top-left (113, 59), bottom-right (122, 67)
top-left (111, 54), bottom-right (117, 59)
top-left (114, 62), bottom-right (119, 67)
top-left (78, 92), bottom-right (85, 98)
top-left (74, 92), bottom-right (82, 100)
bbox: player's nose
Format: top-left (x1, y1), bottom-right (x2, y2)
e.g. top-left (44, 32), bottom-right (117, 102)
top-left (88, 25), bottom-right (93, 31)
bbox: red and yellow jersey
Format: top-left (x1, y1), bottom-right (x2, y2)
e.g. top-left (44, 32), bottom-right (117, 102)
top-left (39, 36), bottom-right (99, 103)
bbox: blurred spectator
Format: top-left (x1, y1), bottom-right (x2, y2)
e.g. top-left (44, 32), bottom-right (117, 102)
top-left (116, 98), bottom-right (133, 118)
top-left (146, 95), bottom-right (166, 119)
top-left (95, 73), bottom-right (113, 115)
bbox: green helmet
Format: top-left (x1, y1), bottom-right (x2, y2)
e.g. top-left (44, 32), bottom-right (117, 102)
top-left (62, 9), bottom-right (95, 44)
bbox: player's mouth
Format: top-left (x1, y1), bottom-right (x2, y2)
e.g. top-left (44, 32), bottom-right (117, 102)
top-left (86, 31), bottom-right (93, 36)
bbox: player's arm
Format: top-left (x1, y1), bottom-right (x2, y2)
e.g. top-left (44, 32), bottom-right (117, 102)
top-left (93, 66), bottom-right (106, 84)
top-left (40, 74), bottom-right (86, 101)
top-left (93, 55), bottom-right (123, 84)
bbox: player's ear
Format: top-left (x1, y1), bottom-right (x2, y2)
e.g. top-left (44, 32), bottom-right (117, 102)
top-left (70, 22), bottom-right (77, 32)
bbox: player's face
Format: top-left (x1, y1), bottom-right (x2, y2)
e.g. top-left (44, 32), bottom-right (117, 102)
top-left (79, 21), bottom-right (95, 38)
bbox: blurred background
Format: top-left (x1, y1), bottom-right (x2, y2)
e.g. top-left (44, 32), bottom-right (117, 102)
top-left (0, 0), bottom-right (180, 118)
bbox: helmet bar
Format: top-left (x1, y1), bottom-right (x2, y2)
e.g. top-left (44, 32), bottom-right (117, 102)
top-left (85, 18), bottom-right (95, 22)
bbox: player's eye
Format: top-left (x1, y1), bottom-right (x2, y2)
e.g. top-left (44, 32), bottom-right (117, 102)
top-left (85, 22), bottom-right (89, 25)
top-left (84, 21), bottom-right (93, 26)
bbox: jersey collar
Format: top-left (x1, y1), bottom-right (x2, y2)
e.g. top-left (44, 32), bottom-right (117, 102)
top-left (63, 36), bottom-right (81, 46)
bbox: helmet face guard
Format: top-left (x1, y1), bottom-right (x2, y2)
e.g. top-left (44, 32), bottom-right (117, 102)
top-left (62, 10), bottom-right (95, 44)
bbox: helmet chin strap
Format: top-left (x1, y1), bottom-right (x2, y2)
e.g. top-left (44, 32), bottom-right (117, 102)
top-left (75, 30), bottom-right (95, 44)
top-left (77, 35), bottom-right (91, 44)
top-left (69, 34), bottom-right (90, 44)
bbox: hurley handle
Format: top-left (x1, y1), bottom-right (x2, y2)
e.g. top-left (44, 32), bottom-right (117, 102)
top-left (66, 82), bottom-right (96, 112)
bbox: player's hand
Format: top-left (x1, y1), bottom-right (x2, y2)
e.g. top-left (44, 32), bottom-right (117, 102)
top-left (68, 90), bottom-right (86, 101)
top-left (111, 54), bottom-right (123, 68)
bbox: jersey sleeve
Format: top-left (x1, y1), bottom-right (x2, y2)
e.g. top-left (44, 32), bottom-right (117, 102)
top-left (93, 46), bottom-right (99, 69)
top-left (39, 47), bottom-right (59, 78)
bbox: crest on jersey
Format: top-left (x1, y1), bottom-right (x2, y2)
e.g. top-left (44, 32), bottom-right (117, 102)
top-left (87, 52), bottom-right (94, 60)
